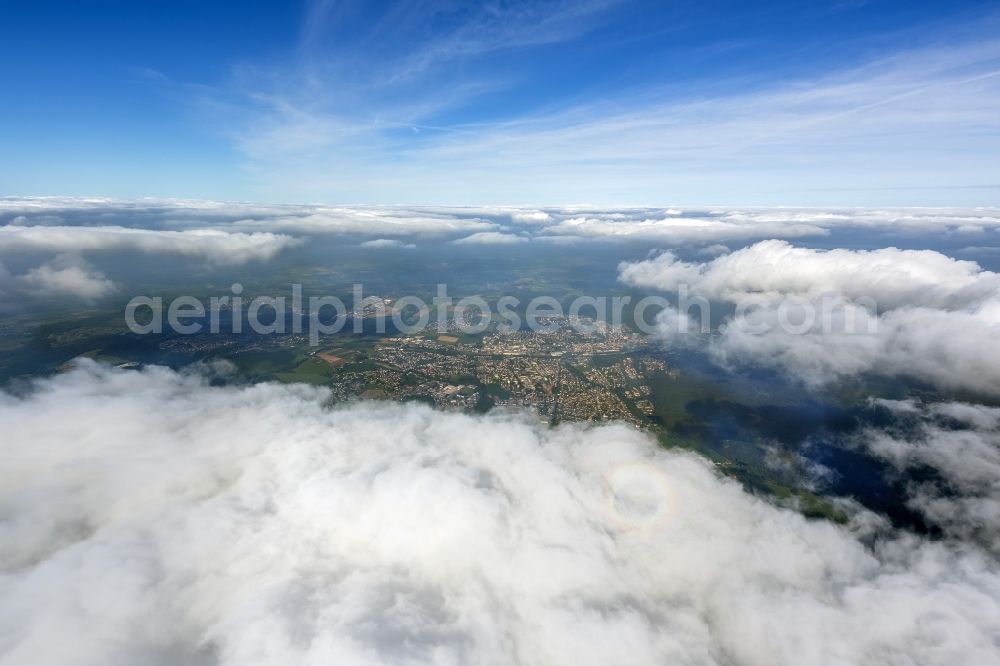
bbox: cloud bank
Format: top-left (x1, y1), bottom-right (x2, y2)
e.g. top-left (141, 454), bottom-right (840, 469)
top-left (5, 198), bottom-right (1000, 246)
top-left (2, 361), bottom-right (1000, 665)
top-left (0, 225), bottom-right (297, 265)
top-left (619, 240), bottom-right (1000, 395)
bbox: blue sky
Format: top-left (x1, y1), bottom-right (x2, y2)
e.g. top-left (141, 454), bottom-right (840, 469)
top-left (1, 0), bottom-right (998, 205)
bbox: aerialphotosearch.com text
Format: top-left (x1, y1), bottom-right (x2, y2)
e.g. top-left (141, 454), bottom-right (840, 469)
top-left (124, 283), bottom-right (879, 345)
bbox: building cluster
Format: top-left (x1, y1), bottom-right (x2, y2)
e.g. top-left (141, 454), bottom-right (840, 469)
top-left (314, 317), bottom-right (665, 427)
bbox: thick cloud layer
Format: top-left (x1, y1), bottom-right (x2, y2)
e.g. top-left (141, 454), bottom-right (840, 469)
top-left (620, 241), bottom-right (1000, 395)
top-left (2, 361), bottom-right (1000, 665)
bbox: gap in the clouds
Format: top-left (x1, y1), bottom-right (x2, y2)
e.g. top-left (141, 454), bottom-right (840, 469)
top-left (638, 343), bottom-right (940, 533)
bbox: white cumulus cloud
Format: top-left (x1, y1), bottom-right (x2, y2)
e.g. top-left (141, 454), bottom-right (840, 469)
top-left (17, 255), bottom-right (118, 301)
top-left (358, 238), bottom-right (417, 249)
top-left (619, 240), bottom-right (1000, 395)
top-left (619, 239), bottom-right (1000, 308)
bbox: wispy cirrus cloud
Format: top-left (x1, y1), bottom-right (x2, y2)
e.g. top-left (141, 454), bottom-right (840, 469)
top-left (300, 0), bottom-right (624, 84)
top-left (170, 8), bottom-right (1000, 205)
top-left (404, 37), bottom-right (1000, 205)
